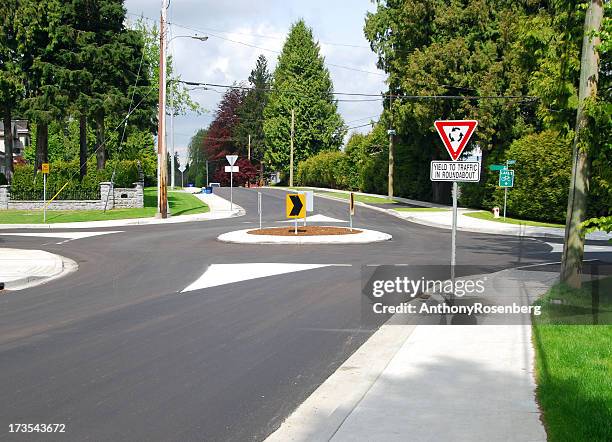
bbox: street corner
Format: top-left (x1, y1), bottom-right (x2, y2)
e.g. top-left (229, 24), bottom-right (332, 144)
top-left (216, 226), bottom-right (392, 245)
top-left (0, 248), bottom-right (78, 291)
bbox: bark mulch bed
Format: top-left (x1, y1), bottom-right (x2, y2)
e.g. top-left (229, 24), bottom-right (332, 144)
top-left (248, 226), bottom-right (361, 236)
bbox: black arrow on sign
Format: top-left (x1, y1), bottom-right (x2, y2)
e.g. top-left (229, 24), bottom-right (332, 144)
top-left (289, 195), bottom-right (303, 216)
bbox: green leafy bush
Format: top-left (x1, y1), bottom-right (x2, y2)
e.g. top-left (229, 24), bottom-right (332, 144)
top-left (494, 131), bottom-right (572, 223)
top-left (11, 159), bottom-right (141, 194)
top-left (296, 151), bottom-right (360, 190)
top-left (360, 154), bottom-right (387, 195)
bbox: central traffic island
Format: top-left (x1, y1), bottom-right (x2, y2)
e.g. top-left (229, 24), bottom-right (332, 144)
top-left (217, 225), bottom-right (391, 245)
top-left (249, 226), bottom-right (360, 236)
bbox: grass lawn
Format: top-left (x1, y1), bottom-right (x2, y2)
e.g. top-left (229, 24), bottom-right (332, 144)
top-left (393, 207), bottom-right (449, 212)
top-left (282, 187), bottom-right (396, 205)
top-left (0, 187), bottom-right (208, 224)
top-left (317, 191), bottom-right (396, 205)
top-left (532, 278), bottom-right (612, 441)
top-left (464, 210), bottom-right (564, 228)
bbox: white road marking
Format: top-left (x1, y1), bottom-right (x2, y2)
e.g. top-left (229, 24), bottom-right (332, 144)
top-left (181, 263), bottom-right (349, 293)
top-left (278, 214), bottom-right (345, 223)
top-left (545, 242), bottom-right (612, 253)
top-left (0, 231), bottom-right (123, 243)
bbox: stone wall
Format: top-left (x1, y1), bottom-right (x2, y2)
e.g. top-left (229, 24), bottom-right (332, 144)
top-left (0, 182), bottom-right (144, 211)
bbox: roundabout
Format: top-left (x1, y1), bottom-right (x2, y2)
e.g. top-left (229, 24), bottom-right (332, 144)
top-left (217, 225), bottom-right (392, 244)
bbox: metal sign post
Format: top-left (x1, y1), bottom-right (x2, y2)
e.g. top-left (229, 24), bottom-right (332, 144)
top-left (433, 121), bottom-right (479, 293)
top-left (226, 155), bottom-right (238, 212)
top-left (43, 173), bottom-right (47, 223)
top-left (41, 163), bottom-right (49, 223)
top-left (286, 193), bottom-right (305, 235)
top-left (178, 164), bottom-right (186, 188)
top-left (449, 194), bottom-right (459, 288)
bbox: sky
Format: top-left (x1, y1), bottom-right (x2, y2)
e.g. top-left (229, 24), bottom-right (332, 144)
top-left (124, 0), bottom-right (387, 163)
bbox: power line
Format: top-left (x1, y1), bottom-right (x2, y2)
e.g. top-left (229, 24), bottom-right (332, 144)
top-left (126, 13), bottom-right (386, 77)
top-left (347, 121), bottom-right (378, 130)
top-left (179, 80), bottom-right (539, 102)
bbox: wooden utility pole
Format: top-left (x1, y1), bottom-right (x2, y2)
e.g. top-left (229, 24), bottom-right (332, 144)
top-left (387, 96), bottom-right (394, 198)
top-left (388, 130), bottom-right (394, 198)
top-left (560, 0), bottom-right (603, 288)
top-left (248, 134), bottom-right (251, 161)
top-left (290, 109), bottom-right (295, 187)
top-left (157, 1), bottom-right (168, 218)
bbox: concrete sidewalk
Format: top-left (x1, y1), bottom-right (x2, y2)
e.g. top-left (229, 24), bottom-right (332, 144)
top-left (0, 190), bottom-right (244, 230)
top-left (267, 267), bottom-right (556, 442)
top-left (0, 248), bottom-right (77, 290)
top-left (391, 208), bottom-right (612, 241)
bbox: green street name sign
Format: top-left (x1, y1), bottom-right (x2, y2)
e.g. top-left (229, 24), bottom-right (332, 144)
top-left (499, 169), bottom-right (514, 188)
top-left (489, 164), bottom-right (505, 171)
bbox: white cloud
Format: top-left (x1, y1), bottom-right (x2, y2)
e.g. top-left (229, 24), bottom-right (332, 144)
top-left (126, 0), bottom-right (386, 162)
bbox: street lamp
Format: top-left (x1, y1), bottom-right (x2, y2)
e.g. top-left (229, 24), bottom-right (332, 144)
top-left (157, 0), bottom-right (208, 218)
top-left (167, 35), bottom-right (208, 191)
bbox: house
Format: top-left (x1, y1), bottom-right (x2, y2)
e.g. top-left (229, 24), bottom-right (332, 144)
top-left (0, 120), bottom-right (29, 175)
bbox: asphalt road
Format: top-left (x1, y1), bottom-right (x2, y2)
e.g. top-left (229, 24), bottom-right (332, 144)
top-left (0, 188), bottom-right (604, 441)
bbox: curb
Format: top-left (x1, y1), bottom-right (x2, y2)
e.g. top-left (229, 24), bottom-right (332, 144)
top-left (0, 199), bottom-right (245, 230)
top-left (1, 253), bottom-right (78, 291)
top-left (265, 187), bottom-right (612, 242)
top-left (217, 227), bottom-right (392, 245)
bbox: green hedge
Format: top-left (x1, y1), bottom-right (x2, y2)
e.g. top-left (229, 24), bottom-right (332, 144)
top-left (495, 131), bottom-right (572, 223)
top-left (11, 159), bottom-right (141, 193)
top-left (297, 151), bottom-right (360, 190)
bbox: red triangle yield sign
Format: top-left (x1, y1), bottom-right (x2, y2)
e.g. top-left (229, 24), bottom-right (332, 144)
top-left (434, 120), bottom-right (478, 161)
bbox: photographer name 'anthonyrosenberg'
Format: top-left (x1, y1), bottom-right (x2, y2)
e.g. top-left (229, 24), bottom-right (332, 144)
top-left (372, 301), bottom-right (542, 316)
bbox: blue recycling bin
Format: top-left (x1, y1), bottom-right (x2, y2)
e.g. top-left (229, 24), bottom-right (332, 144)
top-left (205, 186), bottom-right (213, 194)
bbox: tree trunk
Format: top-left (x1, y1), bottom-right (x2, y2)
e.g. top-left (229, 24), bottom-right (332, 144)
top-left (560, 0), bottom-right (603, 288)
top-left (95, 112), bottom-right (105, 170)
top-left (3, 109), bottom-right (14, 182)
top-left (79, 114), bottom-right (88, 179)
top-left (35, 121), bottom-right (48, 172)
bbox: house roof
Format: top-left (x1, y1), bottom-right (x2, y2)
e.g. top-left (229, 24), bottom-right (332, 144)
top-left (0, 120), bottom-right (29, 136)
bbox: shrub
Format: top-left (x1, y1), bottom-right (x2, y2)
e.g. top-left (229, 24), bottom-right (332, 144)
top-left (495, 131), bottom-right (572, 223)
top-left (297, 151), bottom-right (360, 190)
top-left (11, 159), bottom-right (141, 194)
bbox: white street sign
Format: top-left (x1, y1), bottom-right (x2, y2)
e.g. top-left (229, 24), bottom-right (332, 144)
top-left (298, 190), bottom-right (314, 212)
top-left (226, 155), bottom-right (238, 166)
top-left (430, 161), bottom-right (480, 182)
top-left (225, 166), bottom-right (239, 173)
top-left (178, 165), bottom-right (187, 172)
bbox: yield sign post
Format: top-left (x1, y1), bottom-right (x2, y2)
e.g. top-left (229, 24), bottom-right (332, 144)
top-left (226, 155), bottom-right (238, 211)
top-left (434, 120), bottom-right (478, 161)
top-left (433, 120), bottom-right (478, 292)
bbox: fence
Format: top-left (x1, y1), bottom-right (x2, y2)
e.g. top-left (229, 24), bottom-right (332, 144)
top-left (9, 187), bottom-right (101, 201)
top-left (0, 182), bottom-right (143, 211)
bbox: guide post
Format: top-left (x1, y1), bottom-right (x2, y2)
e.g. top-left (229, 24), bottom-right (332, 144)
top-left (349, 192), bottom-right (355, 231)
top-left (258, 191), bottom-right (262, 230)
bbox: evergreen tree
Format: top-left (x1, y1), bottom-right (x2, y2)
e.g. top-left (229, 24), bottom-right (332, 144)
top-left (0, 0), bottom-right (22, 181)
top-left (16, 0), bottom-right (66, 172)
top-left (187, 128), bottom-right (208, 186)
top-left (263, 20), bottom-right (345, 177)
top-left (364, 1), bottom-right (549, 203)
top-left (235, 54), bottom-right (271, 162)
